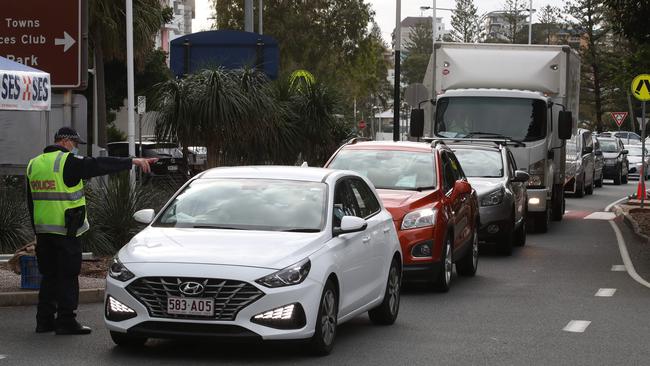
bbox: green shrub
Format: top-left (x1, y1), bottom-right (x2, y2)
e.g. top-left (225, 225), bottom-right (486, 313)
top-left (81, 172), bottom-right (172, 255)
top-left (0, 187), bottom-right (33, 253)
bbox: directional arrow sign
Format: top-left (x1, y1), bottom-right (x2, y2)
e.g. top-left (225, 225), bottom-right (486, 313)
top-left (0, 0), bottom-right (87, 89)
top-left (611, 112), bottom-right (628, 127)
top-left (54, 32), bottom-right (76, 53)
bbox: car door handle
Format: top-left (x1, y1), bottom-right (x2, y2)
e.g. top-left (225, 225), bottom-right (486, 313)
top-left (362, 236), bottom-right (371, 243)
top-left (382, 227), bottom-right (391, 233)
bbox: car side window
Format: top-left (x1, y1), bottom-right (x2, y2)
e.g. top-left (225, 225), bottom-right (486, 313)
top-left (333, 179), bottom-right (360, 227)
top-left (441, 153), bottom-right (456, 193)
top-left (448, 152), bottom-right (466, 181)
top-left (348, 179), bottom-right (381, 218)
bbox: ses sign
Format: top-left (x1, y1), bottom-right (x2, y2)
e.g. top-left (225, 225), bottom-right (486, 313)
top-left (0, 56), bottom-right (50, 111)
top-left (0, 0), bottom-right (87, 89)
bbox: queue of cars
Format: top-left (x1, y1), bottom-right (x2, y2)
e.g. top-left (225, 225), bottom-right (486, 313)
top-left (104, 132), bottom-right (641, 354)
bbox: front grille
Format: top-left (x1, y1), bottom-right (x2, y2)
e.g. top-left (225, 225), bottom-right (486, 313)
top-left (126, 277), bottom-right (264, 321)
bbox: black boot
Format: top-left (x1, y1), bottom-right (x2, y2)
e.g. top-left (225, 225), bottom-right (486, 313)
top-left (35, 321), bottom-right (55, 333)
top-left (55, 320), bottom-right (92, 335)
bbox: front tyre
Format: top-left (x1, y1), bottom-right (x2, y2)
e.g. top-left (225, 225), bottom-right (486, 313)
top-left (456, 227), bottom-right (479, 276)
top-left (309, 280), bottom-right (338, 356)
top-left (432, 236), bottom-right (453, 292)
top-left (110, 331), bottom-right (147, 347)
top-left (369, 258), bottom-right (401, 325)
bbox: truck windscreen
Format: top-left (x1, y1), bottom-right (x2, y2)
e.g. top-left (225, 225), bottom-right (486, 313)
top-left (435, 97), bottom-right (547, 142)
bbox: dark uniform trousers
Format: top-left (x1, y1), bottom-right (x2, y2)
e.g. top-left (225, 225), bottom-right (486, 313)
top-left (35, 233), bottom-right (82, 326)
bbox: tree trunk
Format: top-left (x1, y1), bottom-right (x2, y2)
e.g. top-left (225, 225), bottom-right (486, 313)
top-left (93, 29), bottom-right (108, 148)
top-left (206, 138), bottom-right (219, 169)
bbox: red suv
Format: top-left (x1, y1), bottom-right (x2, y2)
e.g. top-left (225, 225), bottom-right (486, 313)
top-left (325, 139), bottom-right (480, 292)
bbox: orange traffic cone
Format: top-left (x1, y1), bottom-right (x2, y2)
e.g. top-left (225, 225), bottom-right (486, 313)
top-left (637, 180), bottom-right (647, 200)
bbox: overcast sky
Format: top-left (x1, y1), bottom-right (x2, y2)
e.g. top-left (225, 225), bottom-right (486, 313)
top-left (192, 0), bottom-right (568, 44)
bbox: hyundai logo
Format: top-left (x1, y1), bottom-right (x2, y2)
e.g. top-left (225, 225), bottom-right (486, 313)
top-left (170, 158), bottom-right (176, 164)
top-left (179, 281), bottom-right (205, 296)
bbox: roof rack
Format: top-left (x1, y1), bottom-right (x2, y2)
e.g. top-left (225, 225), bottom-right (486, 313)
top-left (426, 137), bottom-right (525, 148)
top-left (345, 136), bottom-right (372, 145)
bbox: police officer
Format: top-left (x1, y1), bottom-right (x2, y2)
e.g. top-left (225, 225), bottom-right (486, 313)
top-left (26, 127), bottom-right (157, 335)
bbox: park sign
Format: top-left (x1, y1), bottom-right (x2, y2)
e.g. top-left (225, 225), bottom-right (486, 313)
top-left (0, 0), bottom-right (87, 89)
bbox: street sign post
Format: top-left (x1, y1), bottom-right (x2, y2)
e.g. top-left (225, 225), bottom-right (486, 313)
top-left (632, 75), bottom-right (650, 207)
top-left (0, 0), bottom-right (88, 89)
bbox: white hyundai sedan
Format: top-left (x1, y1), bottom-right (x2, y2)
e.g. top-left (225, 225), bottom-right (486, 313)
top-left (105, 166), bottom-right (402, 355)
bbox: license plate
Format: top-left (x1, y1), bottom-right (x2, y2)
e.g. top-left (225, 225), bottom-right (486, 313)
top-left (167, 297), bottom-right (213, 316)
top-left (167, 165), bottom-right (178, 171)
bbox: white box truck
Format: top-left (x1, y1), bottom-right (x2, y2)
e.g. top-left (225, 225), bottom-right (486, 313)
top-left (423, 43), bottom-right (579, 232)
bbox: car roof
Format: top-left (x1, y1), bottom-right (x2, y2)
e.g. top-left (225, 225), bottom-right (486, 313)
top-left (198, 166), bottom-right (345, 183)
top-left (341, 140), bottom-right (435, 152)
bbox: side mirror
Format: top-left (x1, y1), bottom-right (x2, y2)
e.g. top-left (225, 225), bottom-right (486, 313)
top-left (583, 146), bottom-right (593, 154)
top-left (558, 111), bottom-right (573, 140)
top-left (595, 150), bottom-right (603, 156)
top-left (410, 109), bottom-right (424, 138)
top-left (622, 149), bottom-right (629, 155)
top-left (333, 216), bottom-right (367, 236)
top-left (511, 170), bottom-right (530, 183)
top-left (453, 180), bottom-right (471, 195)
top-left (133, 209), bottom-right (155, 224)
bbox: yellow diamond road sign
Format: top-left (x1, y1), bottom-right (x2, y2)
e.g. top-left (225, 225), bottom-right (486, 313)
top-left (632, 74), bottom-right (650, 101)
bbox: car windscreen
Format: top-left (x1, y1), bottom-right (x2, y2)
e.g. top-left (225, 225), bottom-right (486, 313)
top-left (599, 140), bottom-right (618, 152)
top-left (453, 149), bottom-right (504, 178)
top-left (565, 141), bottom-right (578, 157)
top-left (328, 150), bottom-right (436, 190)
top-left (154, 179), bottom-right (326, 232)
top-left (144, 147), bottom-right (183, 158)
top-left (435, 97), bottom-right (547, 141)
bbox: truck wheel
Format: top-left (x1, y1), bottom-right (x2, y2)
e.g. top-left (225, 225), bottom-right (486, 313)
top-left (551, 187), bottom-right (564, 221)
top-left (575, 174), bottom-right (585, 198)
top-left (613, 168), bottom-right (622, 185)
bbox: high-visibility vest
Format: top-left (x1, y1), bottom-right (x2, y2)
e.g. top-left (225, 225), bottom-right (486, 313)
top-left (27, 151), bottom-right (89, 236)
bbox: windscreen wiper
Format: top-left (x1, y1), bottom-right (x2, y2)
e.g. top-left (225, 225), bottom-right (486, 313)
top-left (192, 225), bottom-right (246, 230)
top-left (281, 228), bottom-right (321, 233)
top-left (464, 132), bottom-right (526, 146)
top-left (415, 186), bottom-right (436, 192)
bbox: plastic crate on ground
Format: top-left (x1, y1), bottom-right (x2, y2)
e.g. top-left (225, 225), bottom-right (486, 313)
top-left (20, 256), bottom-right (42, 290)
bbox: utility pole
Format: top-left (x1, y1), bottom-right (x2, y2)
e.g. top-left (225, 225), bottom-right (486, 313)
top-left (126, 0), bottom-right (136, 181)
top-left (528, 0), bottom-right (533, 44)
top-left (393, 0), bottom-right (401, 141)
top-left (245, 0), bottom-right (254, 32)
top-left (258, 0), bottom-right (263, 34)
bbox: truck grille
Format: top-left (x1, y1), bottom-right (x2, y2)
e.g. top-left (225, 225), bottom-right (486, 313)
top-left (126, 277), bottom-right (264, 321)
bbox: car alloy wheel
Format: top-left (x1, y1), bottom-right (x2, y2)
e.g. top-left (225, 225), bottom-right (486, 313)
top-left (387, 265), bottom-right (400, 316)
top-left (444, 239), bottom-right (453, 285)
top-left (321, 289), bottom-right (337, 346)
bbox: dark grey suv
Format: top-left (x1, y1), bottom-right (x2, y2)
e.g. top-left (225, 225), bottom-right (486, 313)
top-left (452, 143), bottom-right (529, 256)
top-left (599, 137), bottom-right (629, 185)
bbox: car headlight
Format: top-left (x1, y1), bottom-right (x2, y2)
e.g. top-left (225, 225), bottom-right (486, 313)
top-left (527, 160), bottom-right (545, 187)
top-left (480, 188), bottom-right (505, 207)
top-left (108, 257), bottom-right (135, 282)
top-left (401, 208), bottom-right (436, 230)
top-left (256, 258), bottom-right (311, 288)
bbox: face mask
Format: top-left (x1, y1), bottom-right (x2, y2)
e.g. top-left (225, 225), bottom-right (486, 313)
top-left (71, 147), bottom-right (79, 155)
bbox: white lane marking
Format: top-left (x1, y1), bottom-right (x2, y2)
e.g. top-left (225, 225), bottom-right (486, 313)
top-left (611, 265), bottom-right (627, 272)
top-left (605, 196), bottom-right (629, 212)
top-left (595, 288), bottom-right (617, 297)
top-left (584, 212), bottom-right (616, 220)
top-left (0, 355), bottom-right (6, 360)
top-left (606, 196), bottom-right (650, 288)
top-left (608, 221), bottom-right (650, 288)
top-left (563, 320), bottom-right (591, 333)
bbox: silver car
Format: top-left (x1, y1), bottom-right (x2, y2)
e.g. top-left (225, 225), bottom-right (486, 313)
top-left (625, 144), bottom-right (650, 180)
top-left (452, 143), bottom-right (529, 256)
top-left (564, 128), bottom-right (596, 197)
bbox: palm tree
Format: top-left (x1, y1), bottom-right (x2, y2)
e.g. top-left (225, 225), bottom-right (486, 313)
top-left (89, 0), bottom-right (169, 147)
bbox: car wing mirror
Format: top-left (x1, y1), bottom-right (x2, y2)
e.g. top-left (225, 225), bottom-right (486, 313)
top-left (133, 209), bottom-right (155, 224)
top-left (558, 111), bottom-right (573, 140)
top-left (453, 180), bottom-right (471, 195)
top-left (333, 216), bottom-right (367, 236)
top-left (511, 170), bottom-right (530, 183)
top-left (622, 149), bottom-right (629, 155)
